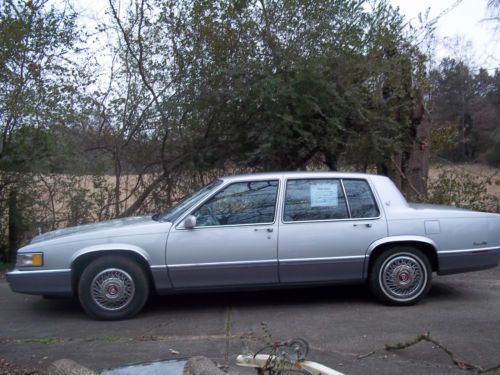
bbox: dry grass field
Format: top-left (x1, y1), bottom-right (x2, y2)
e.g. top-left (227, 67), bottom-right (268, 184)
top-left (429, 163), bottom-right (500, 198)
top-left (36, 163), bottom-right (500, 216)
top-left (4, 164), bottom-right (500, 242)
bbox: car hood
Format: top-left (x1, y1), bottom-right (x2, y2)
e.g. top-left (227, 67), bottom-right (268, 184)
top-left (31, 216), bottom-right (155, 244)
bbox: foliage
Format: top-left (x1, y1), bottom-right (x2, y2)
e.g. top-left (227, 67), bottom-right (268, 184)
top-left (430, 60), bottom-right (500, 165)
top-left (0, 173), bottom-right (119, 261)
top-left (156, 0), bottom-right (427, 173)
top-left (0, 0), bottom-right (498, 256)
top-left (431, 121), bottom-right (460, 152)
top-left (425, 169), bottom-right (500, 213)
top-left (0, 0), bottom-right (81, 170)
top-left (484, 127), bottom-right (500, 166)
top-left (0, 0), bottom-right (85, 259)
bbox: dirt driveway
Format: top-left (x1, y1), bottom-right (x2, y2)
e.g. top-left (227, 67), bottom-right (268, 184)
top-left (1, 267), bottom-right (500, 374)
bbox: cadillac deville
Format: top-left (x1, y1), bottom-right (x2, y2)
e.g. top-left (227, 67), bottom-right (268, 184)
top-left (6, 172), bottom-right (500, 320)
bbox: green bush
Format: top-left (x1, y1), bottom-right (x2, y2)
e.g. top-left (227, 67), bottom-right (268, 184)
top-left (425, 169), bottom-right (499, 213)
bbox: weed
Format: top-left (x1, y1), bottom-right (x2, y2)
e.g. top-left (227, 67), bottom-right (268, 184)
top-left (20, 337), bottom-right (59, 345)
top-left (84, 335), bottom-right (120, 343)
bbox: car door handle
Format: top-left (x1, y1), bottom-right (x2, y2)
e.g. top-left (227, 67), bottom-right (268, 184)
top-left (353, 223), bottom-right (372, 228)
top-left (254, 228), bottom-right (274, 232)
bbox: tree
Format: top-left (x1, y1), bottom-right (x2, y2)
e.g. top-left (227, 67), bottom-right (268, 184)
top-left (430, 58), bottom-right (476, 160)
top-left (0, 0), bottom-right (438, 254)
top-left (430, 58), bottom-right (500, 166)
top-left (144, 0), bottom-right (430, 198)
top-left (0, 0), bottom-right (80, 261)
top-left (0, 0), bottom-right (80, 168)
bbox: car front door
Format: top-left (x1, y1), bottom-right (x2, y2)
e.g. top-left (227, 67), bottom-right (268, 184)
top-left (278, 178), bottom-right (387, 283)
top-left (166, 179), bottom-right (280, 288)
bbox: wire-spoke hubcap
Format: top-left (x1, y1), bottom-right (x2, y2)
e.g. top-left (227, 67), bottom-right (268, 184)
top-left (91, 268), bottom-right (135, 311)
top-left (380, 255), bottom-right (427, 301)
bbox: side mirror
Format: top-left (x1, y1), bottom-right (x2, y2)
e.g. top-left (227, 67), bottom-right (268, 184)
top-left (183, 215), bottom-right (197, 229)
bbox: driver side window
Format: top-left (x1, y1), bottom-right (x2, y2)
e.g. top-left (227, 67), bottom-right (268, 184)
top-left (192, 180), bottom-right (279, 227)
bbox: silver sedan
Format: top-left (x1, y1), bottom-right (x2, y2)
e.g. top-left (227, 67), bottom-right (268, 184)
top-left (7, 172), bottom-right (500, 319)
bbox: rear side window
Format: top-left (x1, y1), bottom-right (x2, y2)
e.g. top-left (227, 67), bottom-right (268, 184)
top-left (284, 179), bottom-right (349, 222)
top-left (343, 179), bottom-right (379, 218)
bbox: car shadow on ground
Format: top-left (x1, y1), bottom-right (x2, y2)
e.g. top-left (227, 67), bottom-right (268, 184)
top-left (18, 285), bottom-right (372, 320)
top-left (30, 296), bottom-right (85, 318)
top-left (145, 284), bottom-right (382, 313)
top-left (425, 280), bottom-right (467, 301)
top-left (28, 280), bottom-right (465, 320)
top-left (144, 283), bottom-right (466, 315)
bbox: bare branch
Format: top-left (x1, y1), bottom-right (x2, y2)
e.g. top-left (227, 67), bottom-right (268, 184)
top-left (386, 332), bottom-right (500, 373)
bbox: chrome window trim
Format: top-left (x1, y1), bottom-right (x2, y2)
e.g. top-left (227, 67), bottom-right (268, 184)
top-left (281, 216), bottom-right (382, 225)
top-left (281, 177), bottom-right (382, 224)
top-left (340, 179), bottom-right (352, 218)
top-left (174, 179), bottom-right (281, 230)
top-left (176, 222), bottom-right (277, 231)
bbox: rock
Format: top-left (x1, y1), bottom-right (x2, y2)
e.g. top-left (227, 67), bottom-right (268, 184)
top-left (183, 356), bottom-right (227, 375)
top-left (46, 359), bottom-right (98, 375)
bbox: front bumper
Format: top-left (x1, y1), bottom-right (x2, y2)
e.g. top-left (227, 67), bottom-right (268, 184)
top-left (6, 269), bottom-right (73, 297)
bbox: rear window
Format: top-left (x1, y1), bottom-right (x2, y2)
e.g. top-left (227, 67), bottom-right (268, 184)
top-left (343, 179), bottom-right (379, 218)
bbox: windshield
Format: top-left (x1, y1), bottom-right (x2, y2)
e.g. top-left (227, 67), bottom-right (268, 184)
top-left (161, 179), bottom-right (223, 222)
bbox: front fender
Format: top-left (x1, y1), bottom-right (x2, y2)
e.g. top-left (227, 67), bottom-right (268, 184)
top-left (70, 243), bottom-right (152, 266)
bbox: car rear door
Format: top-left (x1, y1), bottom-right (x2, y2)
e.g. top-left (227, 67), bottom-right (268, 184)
top-left (278, 178), bottom-right (387, 283)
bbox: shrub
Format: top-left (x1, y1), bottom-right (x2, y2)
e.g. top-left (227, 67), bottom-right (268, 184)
top-left (425, 169), bottom-right (499, 213)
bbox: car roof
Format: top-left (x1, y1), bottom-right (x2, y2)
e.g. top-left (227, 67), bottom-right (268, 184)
top-left (220, 171), bottom-right (380, 182)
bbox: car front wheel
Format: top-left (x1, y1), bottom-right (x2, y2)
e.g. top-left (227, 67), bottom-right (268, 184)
top-left (369, 247), bottom-right (432, 306)
top-left (78, 256), bottom-right (149, 320)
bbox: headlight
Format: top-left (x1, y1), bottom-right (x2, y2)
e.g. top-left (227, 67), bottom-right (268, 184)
top-left (17, 252), bottom-right (44, 267)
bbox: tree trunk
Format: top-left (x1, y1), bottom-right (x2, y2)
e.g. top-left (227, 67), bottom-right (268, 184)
top-left (7, 189), bottom-right (20, 263)
top-left (389, 89), bottom-right (431, 200)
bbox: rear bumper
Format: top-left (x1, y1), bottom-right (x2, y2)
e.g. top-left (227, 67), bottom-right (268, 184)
top-left (6, 269), bottom-right (73, 297)
top-left (437, 247), bottom-right (500, 275)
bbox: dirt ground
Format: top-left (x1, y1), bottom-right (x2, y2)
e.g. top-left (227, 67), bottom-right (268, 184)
top-left (0, 358), bottom-right (43, 375)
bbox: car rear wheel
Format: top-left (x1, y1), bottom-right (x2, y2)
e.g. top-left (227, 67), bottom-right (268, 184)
top-left (369, 247), bottom-right (432, 306)
top-left (78, 256), bottom-right (149, 320)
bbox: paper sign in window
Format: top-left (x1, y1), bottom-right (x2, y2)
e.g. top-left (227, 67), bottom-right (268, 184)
top-left (310, 183), bottom-right (338, 207)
